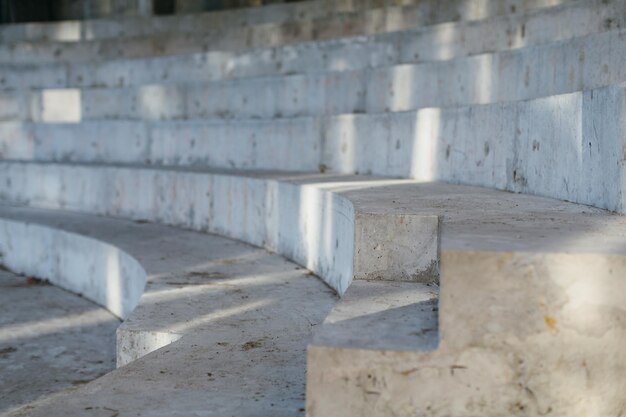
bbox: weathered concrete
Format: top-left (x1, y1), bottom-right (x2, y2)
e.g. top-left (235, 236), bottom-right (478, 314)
top-left (2, 21), bottom-right (626, 133)
top-left (2, 175), bottom-right (626, 415)
top-left (0, 0), bottom-right (611, 100)
top-left (0, 0), bottom-right (572, 45)
top-left (0, 269), bottom-right (118, 415)
top-left (0, 0), bottom-right (604, 93)
top-left (3, 163), bottom-right (626, 291)
top-left (2, 84), bottom-right (626, 213)
top-left (0, 219), bottom-right (146, 318)
top-left (0, 206), bottom-right (341, 416)
top-left (0, 0), bottom-right (597, 65)
top-left (0, 164), bottom-right (442, 294)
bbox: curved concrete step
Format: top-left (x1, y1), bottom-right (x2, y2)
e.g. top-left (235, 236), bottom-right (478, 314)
top-left (1, 166), bottom-right (625, 415)
top-left (0, 0), bottom-right (611, 91)
top-left (0, 162), bottom-right (443, 294)
top-left (0, 205), bottom-right (342, 416)
top-left (308, 248), bottom-right (626, 416)
top-left (3, 160), bottom-right (626, 290)
top-left (0, 0), bottom-right (571, 47)
top-left (2, 83), bottom-right (625, 212)
top-left (1, 1), bottom-right (623, 94)
top-left (0, 0), bottom-right (595, 65)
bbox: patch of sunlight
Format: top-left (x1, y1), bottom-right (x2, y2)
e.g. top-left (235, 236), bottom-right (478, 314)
top-left (0, 309), bottom-right (114, 343)
top-left (37, 89), bottom-right (82, 123)
top-left (48, 21), bottom-right (81, 41)
top-left (432, 23), bottom-right (458, 61)
top-left (475, 54), bottom-right (495, 104)
top-left (105, 248), bottom-right (124, 318)
top-left (411, 108), bottom-right (441, 181)
top-left (164, 300), bottom-right (271, 334)
top-left (144, 270), bottom-right (301, 301)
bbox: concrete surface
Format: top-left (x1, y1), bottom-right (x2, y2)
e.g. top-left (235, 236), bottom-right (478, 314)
top-left (0, 0), bottom-right (571, 45)
top-left (0, 0), bottom-right (597, 65)
top-left (307, 249), bottom-right (626, 417)
top-left (2, 174), bottom-right (626, 415)
top-left (0, 163), bottom-right (437, 295)
top-left (0, 269), bottom-right (119, 415)
top-left (2, 11), bottom-right (625, 94)
top-left (3, 15), bottom-right (626, 122)
top-left (0, 206), bottom-right (345, 416)
top-left (3, 84), bottom-right (626, 214)
top-left (311, 280), bottom-right (439, 351)
top-left (2, 163), bottom-right (626, 290)
top-left (0, 0), bottom-right (608, 66)
top-left (1, 0), bottom-right (626, 414)
top-left (0, 219), bottom-right (146, 318)
top-left (0, 0), bottom-right (606, 92)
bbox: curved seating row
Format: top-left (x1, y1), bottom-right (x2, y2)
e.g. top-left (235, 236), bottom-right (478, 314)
top-left (2, 83), bottom-right (625, 212)
top-left (0, 30), bottom-right (621, 121)
top-left (2, 0), bottom-right (625, 415)
top-left (0, 0), bottom-right (571, 47)
top-left (0, 167), bottom-right (624, 415)
top-left (0, 0), bottom-right (620, 92)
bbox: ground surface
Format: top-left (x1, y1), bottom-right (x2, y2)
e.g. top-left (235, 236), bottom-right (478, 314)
top-left (0, 269), bottom-right (119, 415)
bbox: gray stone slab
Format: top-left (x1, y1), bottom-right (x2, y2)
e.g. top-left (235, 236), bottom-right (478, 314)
top-left (2, 84), bottom-right (626, 213)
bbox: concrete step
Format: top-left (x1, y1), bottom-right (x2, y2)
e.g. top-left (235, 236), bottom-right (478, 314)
top-left (2, 83), bottom-right (625, 213)
top-left (0, 168), bottom-right (624, 415)
top-left (0, 0), bottom-right (618, 89)
top-left (0, 0), bottom-right (571, 46)
top-left (0, 205), bottom-right (341, 416)
top-left (0, 0), bottom-right (592, 65)
top-left (1, 23), bottom-right (625, 122)
top-left (3, 160), bottom-right (626, 291)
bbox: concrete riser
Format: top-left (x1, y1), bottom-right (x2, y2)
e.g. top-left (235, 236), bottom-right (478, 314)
top-left (2, 25), bottom-right (626, 125)
top-left (0, 0), bottom-right (570, 46)
top-left (0, 0), bottom-right (601, 65)
top-left (0, 162), bottom-right (441, 295)
top-left (0, 18), bottom-right (624, 98)
top-left (3, 85), bottom-right (625, 213)
top-left (0, 218), bottom-right (145, 318)
top-left (307, 250), bottom-right (626, 417)
top-left (0, 0), bottom-right (615, 95)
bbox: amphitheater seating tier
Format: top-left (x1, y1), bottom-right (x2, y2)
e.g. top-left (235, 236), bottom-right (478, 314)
top-left (1, 0), bottom-right (625, 415)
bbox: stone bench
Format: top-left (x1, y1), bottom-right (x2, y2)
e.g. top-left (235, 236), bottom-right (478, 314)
top-left (2, 83), bottom-right (626, 212)
top-left (0, 205), bottom-right (340, 415)
top-left (0, 167), bottom-right (624, 415)
top-left (0, 0), bottom-right (618, 90)
top-left (0, 0), bottom-right (568, 47)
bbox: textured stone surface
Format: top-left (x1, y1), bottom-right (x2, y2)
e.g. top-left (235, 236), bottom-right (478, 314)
top-left (1, 0), bottom-right (626, 414)
top-left (0, 0), bottom-right (607, 68)
top-left (0, 0), bottom-right (570, 46)
top-left (2, 84), bottom-right (626, 215)
top-left (0, 207), bottom-right (339, 417)
top-left (353, 213), bottom-right (439, 282)
top-left (307, 250), bottom-right (626, 416)
top-left (2, 165), bottom-right (626, 290)
top-left (0, 269), bottom-right (119, 415)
